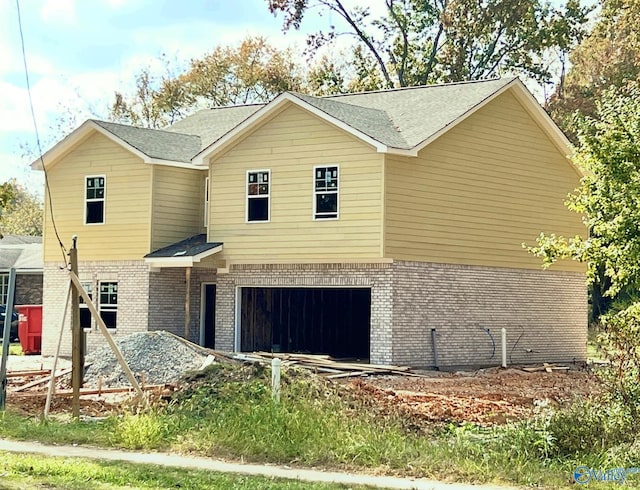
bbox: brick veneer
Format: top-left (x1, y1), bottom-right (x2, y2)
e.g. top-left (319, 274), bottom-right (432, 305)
top-left (42, 259), bottom-right (587, 368)
top-left (391, 261), bottom-right (587, 367)
top-left (42, 261), bottom-right (151, 356)
top-left (14, 273), bottom-right (43, 305)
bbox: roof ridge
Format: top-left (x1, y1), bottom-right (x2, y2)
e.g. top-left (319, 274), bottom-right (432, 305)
top-left (321, 76), bottom-right (512, 99)
top-left (91, 119), bottom-right (201, 139)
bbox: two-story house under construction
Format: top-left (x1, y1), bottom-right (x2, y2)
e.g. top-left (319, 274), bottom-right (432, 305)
top-left (35, 77), bottom-right (587, 368)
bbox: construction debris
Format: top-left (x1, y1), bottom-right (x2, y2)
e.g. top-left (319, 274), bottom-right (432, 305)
top-left (84, 331), bottom-right (207, 388)
top-left (217, 351), bottom-right (423, 378)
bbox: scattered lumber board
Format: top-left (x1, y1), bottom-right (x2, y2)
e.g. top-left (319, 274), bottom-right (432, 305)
top-left (521, 363), bottom-right (570, 373)
top-left (223, 351), bottom-right (425, 378)
top-left (6, 369), bottom-right (51, 378)
top-left (12, 363), bottom-right (93, 392)
top-left (12, 384), bottom-right (166, 397)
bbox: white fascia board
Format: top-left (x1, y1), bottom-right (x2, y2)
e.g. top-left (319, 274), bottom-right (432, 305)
top-left (144, 257), bottom-right (195, 268)
top-left (192, 93), bottom-right (389, 166)
top-left (31, 120), bottom-right (197, 171)
top-left (143, 245), bottom-right (223, 269)
top-left (508, 79), bottom-right (574, 159)
top-left (192, 244), bottom-right (223, 262)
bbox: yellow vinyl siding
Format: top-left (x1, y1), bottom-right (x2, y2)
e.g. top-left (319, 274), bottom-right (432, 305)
top-left (43, 132), bottom-right (152, 261)
top-left (208, 104), bottom-right (384, 263)
top-left (150, 166), bottom-right (206, 251)
top-left (384, 90), bottom-right (584, 272)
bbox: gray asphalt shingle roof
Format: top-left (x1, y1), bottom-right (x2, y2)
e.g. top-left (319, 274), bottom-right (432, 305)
top-left (92, 120), bottom-right (201, 163)
top-left (165, 105), bottom-right (261, 147)
top-left (91, 77), bottom-right (515, 164)
top-left (144, 234), bottom-right (222, 259)
top-left (0, 236), bottom-right (43, 271)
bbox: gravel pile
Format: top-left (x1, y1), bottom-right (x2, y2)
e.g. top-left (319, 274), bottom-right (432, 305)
top-left (84, 330), bottom-right (207, 388)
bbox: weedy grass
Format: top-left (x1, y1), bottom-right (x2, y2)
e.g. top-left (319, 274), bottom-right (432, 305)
top-left (0, 451), bottom-right (368, 489)
top-left (8, 343), bottom-right (22, 355)
top-left (2, 362), bottom-right (640, 489)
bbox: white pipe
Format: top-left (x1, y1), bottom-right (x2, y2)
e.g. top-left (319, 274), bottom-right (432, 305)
top-left (501, 327), bottom-right (507, 368)
top-left (271, 357), bottom-right (281, 403)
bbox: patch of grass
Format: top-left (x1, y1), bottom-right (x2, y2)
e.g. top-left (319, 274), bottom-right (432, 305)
top-left (0, 451), bottom-right (368, 489)
top-left (8, 343), bottom-right (22, 356)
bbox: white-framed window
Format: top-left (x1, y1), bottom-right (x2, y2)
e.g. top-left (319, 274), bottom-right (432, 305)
top-left (0, 274), bottom-right (8, 305)
top-left (313, 165), bottom-right (339, 220)
top-left (246, 170), bottom-right (270, 222)
top-left (79, 281), bottom-right (93, 329)
top-left (204, 176), bottom-right (209, 228)
top-left (99, 281), bottom-right (117, 329)
top-left (85, 175), bottom-right (106, 224)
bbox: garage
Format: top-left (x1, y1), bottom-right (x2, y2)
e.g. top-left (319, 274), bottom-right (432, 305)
top-left (239, 287), bottom-right (371, 359)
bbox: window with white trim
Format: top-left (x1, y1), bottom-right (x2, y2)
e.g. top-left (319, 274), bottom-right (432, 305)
top-left (204, 176), bottom-right (209, 227)
top-left (79, 282), bottom-right (93, 329)
top-left (247, 170), bottom-right (270, 222)
top-left (314, 166), bottom-right (339, 219)
top-left (99, 281), bottom-right (117, 329)
top-left (85, 176), bottom-right (105, 224)
top-left (0, 274), bottom-right (8, 305)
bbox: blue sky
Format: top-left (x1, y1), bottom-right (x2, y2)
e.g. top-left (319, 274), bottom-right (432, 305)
top-left (0, 0), bottom-right (344, 193)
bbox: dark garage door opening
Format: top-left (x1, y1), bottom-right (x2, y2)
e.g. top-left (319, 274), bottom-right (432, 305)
top-left (240, 287), bottom-right (371, 359)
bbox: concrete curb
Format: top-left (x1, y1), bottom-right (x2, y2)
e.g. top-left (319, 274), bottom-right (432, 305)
top-left (0, 439), bottom-right (517, 490)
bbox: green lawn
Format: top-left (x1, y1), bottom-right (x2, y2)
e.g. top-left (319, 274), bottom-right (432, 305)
top-left (0, 451), bottom-right (373, 490)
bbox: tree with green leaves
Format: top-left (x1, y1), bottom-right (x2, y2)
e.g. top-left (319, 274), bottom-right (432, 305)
top-left (267, 0), bottom-right (590, 88)
top-left (528, 83), bottom-right (640, 417)
top-left (547, 0), bottom-right (640, 141)
top-left (111, 37), bottom-right (304, 128)
top-left (0, 179), bottom-right (43, 237)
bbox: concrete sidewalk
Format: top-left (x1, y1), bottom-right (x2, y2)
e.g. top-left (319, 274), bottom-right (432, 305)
top-left (0, 439), bottom-right (517, 490)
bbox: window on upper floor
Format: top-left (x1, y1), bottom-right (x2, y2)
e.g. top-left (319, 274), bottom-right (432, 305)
top-left (79, 281), bottom-right (93, 330)
top-left (314, 166), bottom-right (339, 220)
top-left (99, 281), bottom-right (117, 329)
top-left (247, 170), bottom-right (270, 222)
top-left (0, 274), bottom-right (8, 305)
top-left (85, 176), bottom-right (105, 224)
top-left (204, 176), bottom-right (209, 228)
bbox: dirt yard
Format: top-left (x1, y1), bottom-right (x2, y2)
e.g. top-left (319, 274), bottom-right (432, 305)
top-left (353, 367), bottom-right (600, 425)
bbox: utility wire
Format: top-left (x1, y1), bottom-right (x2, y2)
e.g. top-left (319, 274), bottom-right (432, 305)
top-left (16, 0), bottom-right (68, 267)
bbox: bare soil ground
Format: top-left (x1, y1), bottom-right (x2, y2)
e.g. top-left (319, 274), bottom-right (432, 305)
top-left (353, 367), bottom-right (600, 425)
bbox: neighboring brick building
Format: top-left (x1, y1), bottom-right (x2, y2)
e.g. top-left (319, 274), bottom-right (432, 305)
top-left (0, 235), bottom-right (43, 308)
top-left (35, 78), bottom-right (587, 367)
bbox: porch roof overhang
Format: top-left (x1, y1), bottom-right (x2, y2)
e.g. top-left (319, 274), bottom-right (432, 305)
top-left (143, 234), bottom-right (223, 268)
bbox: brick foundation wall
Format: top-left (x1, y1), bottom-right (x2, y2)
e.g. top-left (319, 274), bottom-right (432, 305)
top-left (148, 267), bottom-right (216, 344)
top-left (391, 261), bottom-right (588, 368)
top-left (42, 261), bottom-right (151, 356)
top-left (15, 273), bottom-right (43, 305)
top-left (215, 263), bottom-right (394, 364)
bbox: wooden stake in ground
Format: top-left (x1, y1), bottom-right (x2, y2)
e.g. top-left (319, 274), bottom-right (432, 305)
top-left (44, 280), bottom-right (71, 418)
top-left (70, 237), bottom-right (84, 419)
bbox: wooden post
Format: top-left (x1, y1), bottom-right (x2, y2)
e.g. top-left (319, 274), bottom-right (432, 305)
top-left (70, 236), bottom-right (84, 419)
top-left (185, 267), bottom-right (191, 340)
top-left (68, 271), bottom-right (145, 403)
top-left (0, 268), bottom-right (17, 411)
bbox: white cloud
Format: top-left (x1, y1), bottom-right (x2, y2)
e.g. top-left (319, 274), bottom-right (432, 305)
top-left (40, 0), bottom-right (76, 25)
